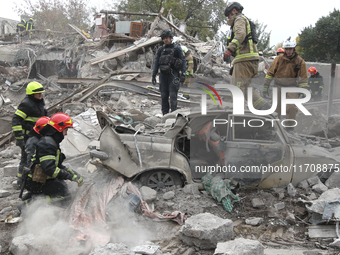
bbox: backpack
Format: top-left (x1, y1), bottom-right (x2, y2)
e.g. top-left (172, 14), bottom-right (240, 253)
top-left (159, 44), bottom-right (183, 74)
top-left (245, 19), bottom-right (258, 44)
top-left (227, 15), bottom-right (258, 47)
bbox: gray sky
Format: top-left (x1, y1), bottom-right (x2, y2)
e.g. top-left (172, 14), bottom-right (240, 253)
top-left (2, 0), bottom-right (340, 47)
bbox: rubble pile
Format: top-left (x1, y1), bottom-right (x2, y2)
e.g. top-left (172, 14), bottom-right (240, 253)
top-left (1, 10), bottom-right (340, 255)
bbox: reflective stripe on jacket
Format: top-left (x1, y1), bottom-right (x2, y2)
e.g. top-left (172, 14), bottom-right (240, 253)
top-left (35, 136), bottom-right (70, 180)
top-left (264, 52), bottom-right (308, 88)
top-left (11, 95), bottom-right (47, 140)
top-left (227, 13), bottom-right (259, 64)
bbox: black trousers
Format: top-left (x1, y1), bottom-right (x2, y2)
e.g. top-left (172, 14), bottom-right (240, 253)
top-left (159, 71), bottom-right (180, 115)
top-left (25, 178), bottom-right (71, 204)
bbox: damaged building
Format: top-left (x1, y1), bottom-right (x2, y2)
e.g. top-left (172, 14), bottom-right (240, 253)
top-left (1, 8), bottom-right (340, 255)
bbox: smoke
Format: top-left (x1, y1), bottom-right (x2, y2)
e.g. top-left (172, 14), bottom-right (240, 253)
top-left (13, 168), bottom-right (154, 254)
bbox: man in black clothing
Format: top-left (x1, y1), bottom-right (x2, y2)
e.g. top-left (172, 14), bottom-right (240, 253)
top-left (12, 82), bottom-right (47, 188)
top-left (308, 66), bottom-right (324, 101)
top-left (152, 29), bottom-right (186, 115)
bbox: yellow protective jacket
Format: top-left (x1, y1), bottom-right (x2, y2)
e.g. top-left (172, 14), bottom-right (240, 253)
top-left (185, 54), bottom-right (194, 75)
top-left (227, 13), bottom-right (259, 64)
top-left (264, 52), bottom-right (308, 88)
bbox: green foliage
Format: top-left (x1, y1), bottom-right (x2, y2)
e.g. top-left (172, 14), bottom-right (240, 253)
top-left (299, 9), bottom-right (340, 63)
top-left (117, 0), bottom-right (227, 41)
top-left (254, 20), bottom-right (272, 57)
top-left (14, 0), bottom-right (90, 31)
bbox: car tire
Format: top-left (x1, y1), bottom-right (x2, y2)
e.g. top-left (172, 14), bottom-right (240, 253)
top-left (140, 170), bottom-right (183, 190)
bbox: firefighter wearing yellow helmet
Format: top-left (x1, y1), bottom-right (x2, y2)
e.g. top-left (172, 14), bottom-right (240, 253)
top-left (12, 81), bottom-right (47, 188)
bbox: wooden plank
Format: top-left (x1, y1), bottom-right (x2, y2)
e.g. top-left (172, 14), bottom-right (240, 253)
top-left (90, 37), bottom-right (162, 65)
top-left (308, 225), bottom-right (337, 238)
top-left (68, 24), bottom-right (91, 42)
top-left (160, 15), bottom-right (200, 43)
top-left (147, 7), bottom-right (164, 38)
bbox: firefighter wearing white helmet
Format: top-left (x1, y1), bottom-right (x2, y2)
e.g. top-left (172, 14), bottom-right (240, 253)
top-left (263, 37), bottom-right (308, 131)
top-left (181, 45), bottom-right (194, 87)
top-left (12, 81), bottom-right (47, 188)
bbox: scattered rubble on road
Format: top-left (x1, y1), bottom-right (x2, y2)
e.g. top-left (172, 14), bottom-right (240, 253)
top-left (1, 9), bottom-right (340, 255)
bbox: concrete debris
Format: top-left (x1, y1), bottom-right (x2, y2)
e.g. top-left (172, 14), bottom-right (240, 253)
top-left (251, 198), bottom-right (265, 208)
top-left (214, 238), bottom-right (264, 255)
top-left (245, 217), bottom-right (263, 226)
top-left (182, 184), bottom-right (201, 195)
top-left (0, 190), bottom-right (11, 198)
top-left (0, 206), bottom-right (12, 214)
top-left (312, 183), bottom-right (328, 193)
top-left (287, 183), bottom-right (297, 197)
top-left (162, 191), bottom-right (175, 200)
top-left (0, 8), bottom-right (340, 255)
top-left (140, 186), bottom-right (157, 202)
top-left (307, 176), bottom-right (321, 186)
top-left (3, 165), bottom-right (18, 177)
top-left (285, 212), bottom-right (295, 224)
top-left (325, 172), bottom-right (340, 189)
top-left (298, 180), bottom-right (310, 191)
top-left (179, 212), bottom-right (233, 249)
top-left (305, 188), bottom-right (340, 214)
top-left (9, 233), bottom-right (37, 255)
top-left (274, 202), bottom-right (285, 210)
top-left (89, 243), bottom-right (132, 255)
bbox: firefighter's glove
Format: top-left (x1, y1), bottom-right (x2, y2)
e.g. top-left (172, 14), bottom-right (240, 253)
top-left (152, 75), bottom-right (157, 85)
top-left (70, 174), bottom-right (83, 187)
top-left (16, 139), bottom-right (25, 149)
top-left (185, 71), bottom-right (190, 76)
top-left (180, 74), bottom-right (186, 83)
top-left (223, 50), bottom-right (232, 61)
top-left (263, 85), bottom-right (269, 98)
top-left (299, 93), bottom-right (306, 99)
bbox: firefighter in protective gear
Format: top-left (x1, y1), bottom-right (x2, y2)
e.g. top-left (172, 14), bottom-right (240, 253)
top-left (26, 18), bottom-right (35, 31)
top-left (224, 2), bottom-right (269, 110)
top-left (277, 48), bottom-right (285, 56)
top-left (16, 19), bottom-right (26, 33)
top-left (181, 46), bottom-right (194, 88)
top-left (12, 82), bottom-right (47, 189)
top-left (308, 66), bottom-right (323, 102)
top-left (152, 29), bottom-right (186, 115)
top-left (25, 117), bottom-right (50, 166)
top-left (20, 117), bottom-right (50, 202)
top-left (263, 37), bottom-right (308, 130)
top-left (23, 113), bottom-right (83, 208)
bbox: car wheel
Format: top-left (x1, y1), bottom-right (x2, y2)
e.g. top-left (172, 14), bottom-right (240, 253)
top-left (140, 170), bottom-right (183, 190)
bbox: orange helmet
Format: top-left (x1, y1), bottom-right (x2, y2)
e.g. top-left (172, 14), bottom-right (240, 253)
top-left (33, 117), bottom-right (50, 134)
top-left (48, 113), bottom-right (73, 132)
top-left (277, 48), bottom-right (285, 55)
top-left (308, 66), bottom-right (317, 74)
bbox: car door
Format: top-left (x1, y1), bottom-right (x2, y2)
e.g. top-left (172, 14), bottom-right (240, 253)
top-left (223, 114), bottom-right (293, 188)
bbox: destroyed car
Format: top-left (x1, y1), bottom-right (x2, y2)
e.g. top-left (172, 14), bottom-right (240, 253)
top-left (90, 110), bottom-right (340, 189)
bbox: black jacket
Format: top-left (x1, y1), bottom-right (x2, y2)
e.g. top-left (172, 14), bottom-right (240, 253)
top-left (308, 72), bottom-right (324, 93)
top-left (153, 43), bottom-right (186, 76)
top-left (34, 130), bottom-right (70, 180)
top-left (25, 130), bottom-right (41, 166)
top-left (12, 95), bottom-right (47, 140)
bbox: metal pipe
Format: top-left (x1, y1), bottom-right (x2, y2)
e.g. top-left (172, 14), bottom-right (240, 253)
top-left (134, 127), bottom-right (143, 168)
top-left (327, 63), bottom-right (336, 132)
